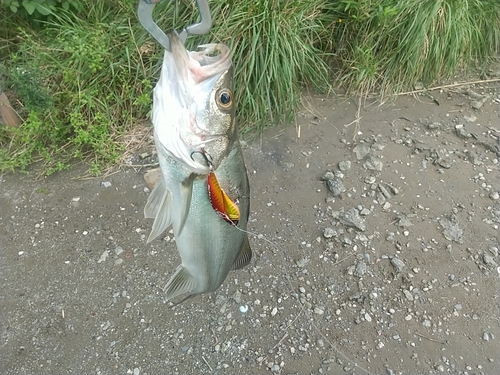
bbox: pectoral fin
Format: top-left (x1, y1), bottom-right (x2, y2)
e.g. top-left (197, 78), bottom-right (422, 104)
top-left (145, 178), bottom-right (172, 243)
top-left (164, 266), bottom-right (198, 301)
top-left (231, 236), bottom-right (252, 270)
top-left (144, 177), bottom-right (166, 219)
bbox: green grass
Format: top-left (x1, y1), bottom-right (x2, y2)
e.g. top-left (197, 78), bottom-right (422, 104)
top-left (1, 1), bottom-right (156, 175)
top-left (325, 0), bottom-right (500, 95)
top-left (1, 0), bottom-right (499, 175)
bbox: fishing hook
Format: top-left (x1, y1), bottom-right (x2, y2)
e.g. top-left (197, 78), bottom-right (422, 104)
top-left (137, 0), bottom-right (212, 52)
top-left (190, 149), bottom-right (213, 170)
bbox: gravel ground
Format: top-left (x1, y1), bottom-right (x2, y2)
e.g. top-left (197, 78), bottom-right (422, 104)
top-left (1, 81), bottom-right (499, 375)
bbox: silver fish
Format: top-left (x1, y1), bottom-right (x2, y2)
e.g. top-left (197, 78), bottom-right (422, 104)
top-left (145, 33), bottom-right (251, 302)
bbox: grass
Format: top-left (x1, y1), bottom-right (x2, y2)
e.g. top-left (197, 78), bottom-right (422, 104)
top-left (0, 0), bottom-right (499, 175)
top-left (1, 2), bottom-right (157, 175)
top-left (326, 0), bottom-right (500, 96)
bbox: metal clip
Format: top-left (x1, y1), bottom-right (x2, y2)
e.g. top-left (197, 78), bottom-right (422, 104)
top-left (138, 0), bottom-right (212, 51)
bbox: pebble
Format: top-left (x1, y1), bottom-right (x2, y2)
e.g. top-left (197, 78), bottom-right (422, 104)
top-left (314, 307), bottom-right (324, 315)
top-left (133, 368), bottom-right (140, 375)
top-left (97, 250), bottom-right (109, 263)
top-left (489, 191), bottom-right (499, 200)
top-left (101, 181), bottom-right (112, 188)
top-left (271, 307), bottom-right (278, 316)
top-left (483, 331), bottom-right (490, 341)
top-left (337, 208), bottom-right (366, 231)
top-left (322, 173), bottom-right (345, 196)
top-left (353, 144), bottom-right (371, 159)
top-left (363, 156), bottom-right (384, 171)
top-left (376, 342), bottom-right (385, 349)
top-left (239, 305), bottom-right (248, 313)
top-left (464, 114), bottom-right (477, 123)
top-left (338, 160), bottom-right (351, 171)
top-left (483, 253), bottom-right (498, 267)
top-left (323, 228), bottom-right (335, 238)
top-left (436, 364), bottom-right (445, 372)
top-left (115, 246), bottom-right (124, 255)
top-left (403, 290), bottom-right (413, 301)
top-left (391, 257), bottom-right (405, 273)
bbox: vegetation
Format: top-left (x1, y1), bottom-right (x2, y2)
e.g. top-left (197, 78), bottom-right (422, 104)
top-left (1, 0), bottom-right (499, 175)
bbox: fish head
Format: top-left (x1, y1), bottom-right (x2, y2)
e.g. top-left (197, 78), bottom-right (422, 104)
top-left (153, 33), bottom-right (236, 174)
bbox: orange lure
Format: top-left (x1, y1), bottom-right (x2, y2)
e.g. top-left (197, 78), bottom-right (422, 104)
top-left (207, 171), bottom-right (240, 225)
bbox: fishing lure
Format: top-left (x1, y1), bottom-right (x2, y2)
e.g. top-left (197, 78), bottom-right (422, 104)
top-left (207, 171), bottom-right (240, 225)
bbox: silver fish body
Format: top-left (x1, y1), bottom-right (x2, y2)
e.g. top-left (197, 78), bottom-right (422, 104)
top-left (145, 34), bottom-right (251, 302)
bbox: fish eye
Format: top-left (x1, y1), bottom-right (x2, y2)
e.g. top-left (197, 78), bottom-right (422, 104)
top-left (216, 89), bottom-right (233, 111)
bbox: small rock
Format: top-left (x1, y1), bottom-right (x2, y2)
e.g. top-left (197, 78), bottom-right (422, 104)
top-left (379, 184), bottom-right (391, 199)
top-left (439, 214), bottom-right (464, 244)
top-left (114, 246), bottom-right (124, 255)
top-left (144, 168), bottom-right (163, 191)
top-left (296, 257), bottom-right (310, 268)
top-left (483, 331), bottom-right (490, 341)
top-left (376, 342), bottom-right (385, 349)
top-left (239, 305), bottom-right (248, 314)
top-left (489, 191), bottom-right (499, 200)
top-left (464, 114), bottom-right (477, 123)
top-left (338, 208), bottom-right (366, 231)
top-left (353, 144), bottom-right (371, 160)
top-left (133, 368), bottom-right (140, 375)
top-left (391, 257), bottom-right (405, 273)
top-left (101, 181), bottom-right (112, 188)
top-left (322, 172), bottom-right (345, 196)
top-left (271, 307), bottom-right (278, 316)
top-left (314, 307), bottom-right (324, 315)
top-left (427, 122), bottom-right (442, 130)
top-left (396, 214), bottom-right (413, 228)
top-left (403, 289), bottom-right (414, 301)
top-left (471, 97), bottom-right (488, 110)
top-left (354, 261), bottom-right (368, 277)
top-left (436, 364), bottom-right (445, 372)
top-left (483, 253), bottom-right (498, 267)
top-left (97, 250), bottom-right (109, 263)
top-left (363, 155), bottom-right (384, 171)
top-left (338, 160), bottom-right (351, 171)
top-left (323, 228), bottom-right (335, 238)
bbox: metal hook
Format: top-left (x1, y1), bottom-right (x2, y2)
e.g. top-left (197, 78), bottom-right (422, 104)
top-left (137, 0), bottom-right (212, 51)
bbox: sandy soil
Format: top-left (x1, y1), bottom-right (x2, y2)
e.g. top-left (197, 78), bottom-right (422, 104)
top-left (1, 81), bottom-right (499, 375)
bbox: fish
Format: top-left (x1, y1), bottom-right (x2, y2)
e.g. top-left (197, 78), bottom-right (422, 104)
top-left (144, 33), bottom-right (252, 303)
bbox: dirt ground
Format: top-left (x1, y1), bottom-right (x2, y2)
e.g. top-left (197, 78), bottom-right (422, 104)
top-left (1, 80), bottom-right (499, 375)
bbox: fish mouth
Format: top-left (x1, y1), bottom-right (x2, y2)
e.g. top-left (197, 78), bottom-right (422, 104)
top-left (170, 32), bottom-right (232, 84)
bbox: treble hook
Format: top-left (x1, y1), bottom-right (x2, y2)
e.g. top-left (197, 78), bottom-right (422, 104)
top-left (137, 0), bottom-right (212, 52)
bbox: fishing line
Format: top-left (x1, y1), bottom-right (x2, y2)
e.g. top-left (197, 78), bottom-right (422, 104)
top-left (227, 217), bottom-right (279, 250)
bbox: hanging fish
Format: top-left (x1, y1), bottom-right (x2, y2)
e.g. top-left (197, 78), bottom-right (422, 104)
top-left (144, 31), bottom-right (252, 303)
